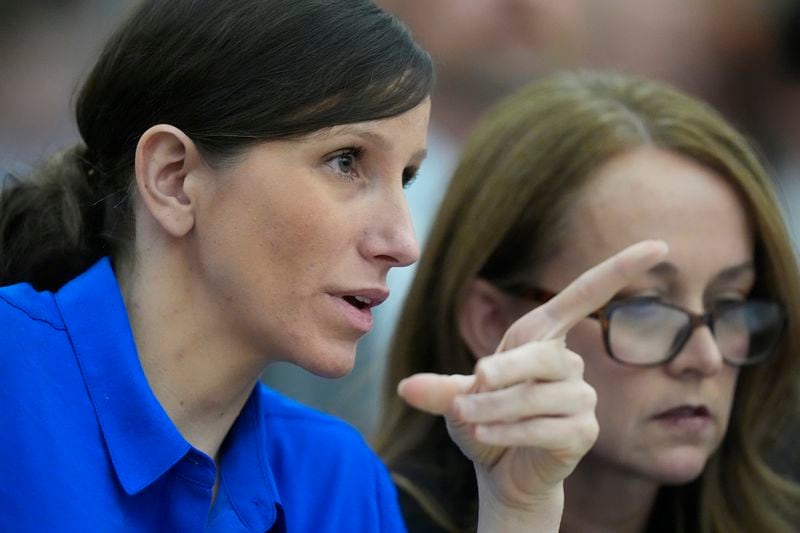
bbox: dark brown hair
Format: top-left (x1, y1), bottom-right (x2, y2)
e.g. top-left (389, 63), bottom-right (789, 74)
top-left (0, 0), bottom-right (433, 291)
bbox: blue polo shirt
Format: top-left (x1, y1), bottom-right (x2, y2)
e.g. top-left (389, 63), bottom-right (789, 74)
top-left (0, 259), bottom-right (407, 532)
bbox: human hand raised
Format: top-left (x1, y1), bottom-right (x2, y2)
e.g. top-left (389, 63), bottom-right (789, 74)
top-left (397, 240), bottom-right (669, 532)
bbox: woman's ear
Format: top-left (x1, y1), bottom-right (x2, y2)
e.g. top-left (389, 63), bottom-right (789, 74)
top-left (134, 124), bottom-right (206, 238)
top-left (458, 278), bottom-right (524, 361)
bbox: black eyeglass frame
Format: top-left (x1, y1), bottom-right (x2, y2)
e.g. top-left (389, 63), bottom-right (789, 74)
top-left (513, 287), bottom-right (786, 368)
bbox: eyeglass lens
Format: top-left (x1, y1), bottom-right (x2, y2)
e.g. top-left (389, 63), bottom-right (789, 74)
top-left (606, 299), bottom-right (783, 365)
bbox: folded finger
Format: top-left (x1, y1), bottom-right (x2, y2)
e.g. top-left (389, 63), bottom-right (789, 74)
top-left (454, 379), bottom-right (596, 424)
top-left (473, 413), bottom-right (599, 453)
top-left (473, 341), bottom-right (582, 391)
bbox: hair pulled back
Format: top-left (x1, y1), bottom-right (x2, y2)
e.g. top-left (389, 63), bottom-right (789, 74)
top-left (0, 0), bottom-right (433, 291)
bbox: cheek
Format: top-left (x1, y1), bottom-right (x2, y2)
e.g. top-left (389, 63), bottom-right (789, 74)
top-left (566, 320), bottom-right (608, 387)
top-left (566, 322), bottom-right (641, 436)
top-left (264, 211), bottom-right (322, 270)
top-left (228, 188), bottom-right (334, 276)
top-left (717, 367), bottom-right (740, 422)
top-left (196, 184), bottom-right (318, 309)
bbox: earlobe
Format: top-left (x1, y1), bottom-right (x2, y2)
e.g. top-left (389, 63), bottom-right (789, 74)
top-left (134, 124), bottom-right (204, 238)
top-left (457, 278), bottom-right (523, 360)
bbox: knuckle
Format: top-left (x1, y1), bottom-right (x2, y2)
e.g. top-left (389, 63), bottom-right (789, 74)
top-left (509, 316), bottom-right (547, 347)
top-left (573, 275), bottom-right (597, 303)
top-left (523, 384), bottom-right (541, 411)
top-left (579, 383), bottom-right (597, 409)
top-left (539, 344), bottom-right (564, 373)
top-left (579, 416), bottom-right (600, 448)
top-left (451, 397), bottom-right (470, 423)
top-left (474, 357), bottom-right (496, 388)
top-left (587, 385), bottom-right (598, 408)
top-left (568, 351), bottom-right (585, 375)
top-left (537, 306), bottom-right (563, 338)
top-left (484, 394), bottom-right (511, 422)
top-left (521, 421), bottom-right (541, 443)
top-left (499, 323), bottom-right (521, 348)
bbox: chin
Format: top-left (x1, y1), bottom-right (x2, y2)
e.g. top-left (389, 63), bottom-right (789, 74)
top-left (649, 447), bottom-right (710, 485)
top-left (314, 363), bottom-right (355, 379)
top-left (299, 341), bottom-right (358, 379)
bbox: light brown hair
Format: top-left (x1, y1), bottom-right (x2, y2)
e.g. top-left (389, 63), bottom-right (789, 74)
top-left (375, 71), bottom-right (800, 532)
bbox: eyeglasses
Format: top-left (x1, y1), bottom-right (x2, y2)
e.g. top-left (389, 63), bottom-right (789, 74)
top-left (514, 288), bottom-right (786, 367)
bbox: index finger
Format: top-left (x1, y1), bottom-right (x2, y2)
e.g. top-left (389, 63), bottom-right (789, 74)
top-left (535, 240), bottom-right (668, 339)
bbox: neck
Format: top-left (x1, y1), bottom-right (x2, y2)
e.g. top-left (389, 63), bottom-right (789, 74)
top-left (561, 454), bottom-right (660, 533)
top-left (118, 249), bottom-right (264, 461)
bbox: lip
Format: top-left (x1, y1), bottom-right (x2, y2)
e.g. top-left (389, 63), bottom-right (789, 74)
top-left (329, 288), bottom-right (390, 308)
top-left (651, 404), bottom-right (713, 433)
top-left (327, 288), bottom-right (390, 334)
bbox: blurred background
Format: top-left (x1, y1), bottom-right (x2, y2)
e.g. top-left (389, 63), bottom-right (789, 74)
top-left (3, 0), bottom-right (799, 436)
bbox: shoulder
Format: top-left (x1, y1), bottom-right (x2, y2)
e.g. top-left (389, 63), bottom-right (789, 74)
top-left (0, 281), bottom-right (95, 461)
top-left (255, 384), bottom-right (391, 487)
top-left (256, 384), bottom-right (368, 449)
top-left (254, 384), bottom-right (407, 531)
top-left (0, 263), bottom-right (117, 406)
top-left (0, 281), bottom-right (68, 367)
top-left (0, 281), bottom-right (64, 333)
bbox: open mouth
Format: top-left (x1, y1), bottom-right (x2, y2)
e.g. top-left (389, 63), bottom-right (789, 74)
top-left (343, 295), bottom-right (372, 310)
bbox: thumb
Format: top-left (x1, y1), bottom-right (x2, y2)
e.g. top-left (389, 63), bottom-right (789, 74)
top-left (398, 373), bottom-right (476, 415)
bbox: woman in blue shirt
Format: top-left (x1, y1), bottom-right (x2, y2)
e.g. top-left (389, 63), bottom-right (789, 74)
top-left (0, 1), bottom-right (666, 531)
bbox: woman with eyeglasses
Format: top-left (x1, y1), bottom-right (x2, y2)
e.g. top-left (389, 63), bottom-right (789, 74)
top-left (376, 70), bottom-right (800, 532)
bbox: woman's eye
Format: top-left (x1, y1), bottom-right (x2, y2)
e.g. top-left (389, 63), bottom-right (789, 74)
top-left (711, 296), bottom-right (747, 311)
top-left (402, 167), bottom-right (419, 189)
top-left (336, 153), bottom-right (356, 175)
top-left (327, 148), bottom-right (363, 181)
top-left (615, 290), bottom-right (664, 302)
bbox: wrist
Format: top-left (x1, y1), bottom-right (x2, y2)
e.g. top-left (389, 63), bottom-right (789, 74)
top-left (476, 475), bottom-right (564, 533)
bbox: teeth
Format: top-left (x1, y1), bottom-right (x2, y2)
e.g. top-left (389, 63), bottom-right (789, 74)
top-left (354, 295), bottom-right (372, 305)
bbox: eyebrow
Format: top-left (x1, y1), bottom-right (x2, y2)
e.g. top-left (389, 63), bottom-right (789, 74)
top-left (324, 126), bottom-right (428, 163)
top-left (646, 260), bottom-right (755, 282)
top-left (334, 126), bottom-right (390, 149)
top-left (711, 261), bottom-right (755, 283)
top-left (647, 261), bottom-right (678, 278)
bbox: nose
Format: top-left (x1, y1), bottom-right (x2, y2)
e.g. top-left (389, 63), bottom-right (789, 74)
top-left (362, 187), bottom-right (420, 268)
top-left (664, 323), bottom-right (725, 378)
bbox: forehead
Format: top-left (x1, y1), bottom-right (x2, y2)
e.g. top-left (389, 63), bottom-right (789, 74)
top-left (558, 147), bottom-right (753, 280)
top-left (306, 98), bottom-right (430, 149)
top-left (577, 147), bottom-right (746, 224)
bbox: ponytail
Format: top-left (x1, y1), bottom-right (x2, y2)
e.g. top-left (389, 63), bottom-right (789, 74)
top-left (0, 145), bottom-right (117, 291)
